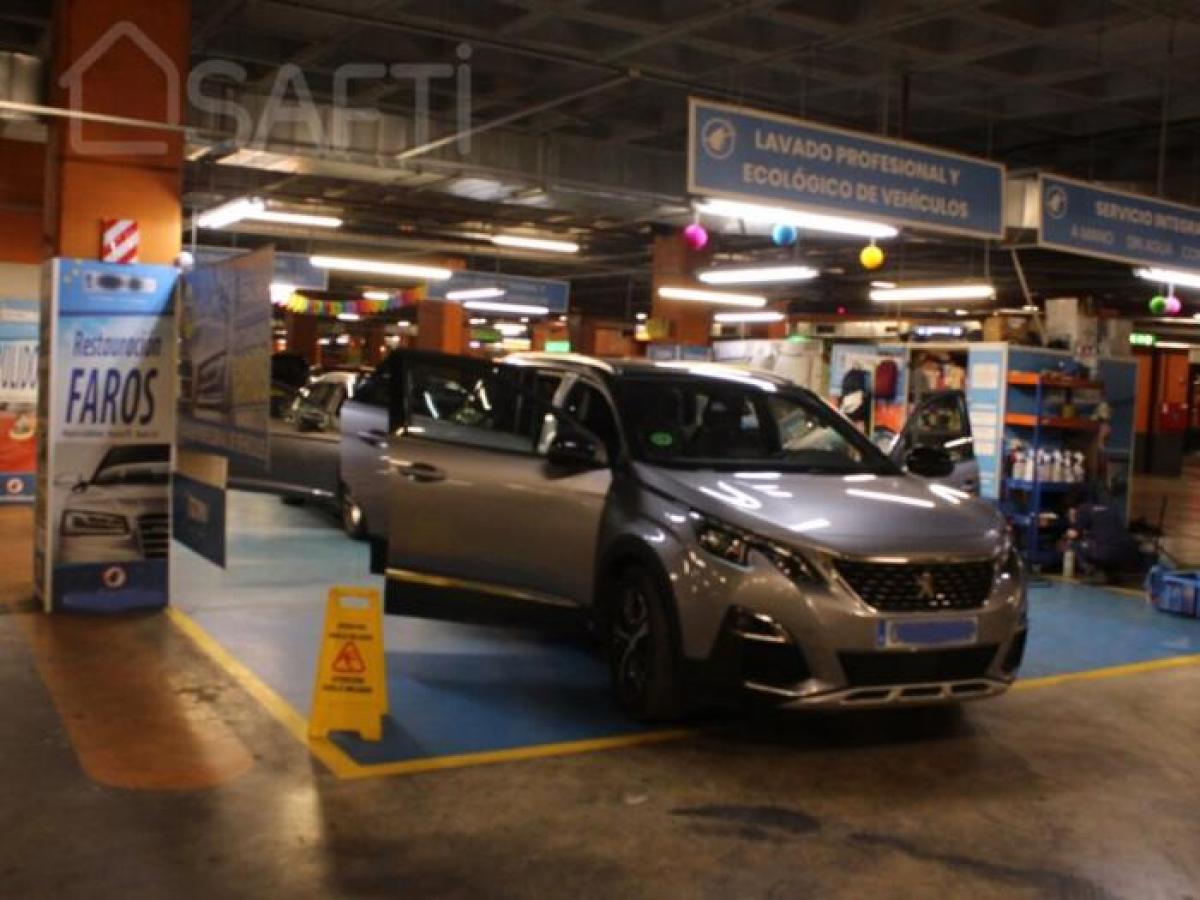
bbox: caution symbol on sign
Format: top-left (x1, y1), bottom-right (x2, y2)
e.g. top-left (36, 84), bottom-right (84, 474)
top-left (309, 586), bottom-right (388, 742)
top-left (331, 640), bottom-right (367, 675)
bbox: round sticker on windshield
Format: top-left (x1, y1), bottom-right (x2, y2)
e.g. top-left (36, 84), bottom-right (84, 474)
top-left (649, 431), bottom-right (675, 448)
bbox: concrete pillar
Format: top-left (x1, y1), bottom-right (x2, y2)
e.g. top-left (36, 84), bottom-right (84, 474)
top-left (649, 233), bottom-right (713, 347)
top-left (44, 0), bottom-right (190, 264)
top-left (416, 300), bottom-right (465, 355)
top-left (0, 139), bottom-right (45, 265)
top-left (286, 313), bottom-right (319, 365)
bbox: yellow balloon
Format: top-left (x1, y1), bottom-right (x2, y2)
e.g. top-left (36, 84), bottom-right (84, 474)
top-left (860, 245), bottom-right (884, 270)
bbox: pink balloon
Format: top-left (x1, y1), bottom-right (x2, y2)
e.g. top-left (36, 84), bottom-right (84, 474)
top-left (682, 223), bottom-right (709, 250)
top-left (1165, 295), bottom-right (1182, 316)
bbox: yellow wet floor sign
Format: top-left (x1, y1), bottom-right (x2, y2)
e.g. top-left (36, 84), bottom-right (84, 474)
top-left (310, 587), bottom-right (388, 742)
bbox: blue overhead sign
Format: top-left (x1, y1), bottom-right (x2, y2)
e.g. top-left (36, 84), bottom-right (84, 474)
top-left (428, 271), bottom-right (570, 314)
top-left (688, 97), bottom-right (1005, 239)
top-left (1039, 174), bottom-right (1200, 274)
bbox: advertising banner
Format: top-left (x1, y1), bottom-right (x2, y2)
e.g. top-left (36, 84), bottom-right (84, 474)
top-left (35, 260), bottom-right (177, 613)
top-left (688, 97), bottom-right (1005, 239)
top-left (965, 345), bottom-right (1007, 501)
top-left (427, 270), bottom-right (571, 313)
top-left (0, 299), bottom-right (38, 502)
top-left (1039, 174), bottom-right (1200, 275)
top-left (194, 246), bottom-right (329, 291)
top-left (172, 449), bottom-right (228, 568)
top-left (178, 247), bottom-right (273, 466)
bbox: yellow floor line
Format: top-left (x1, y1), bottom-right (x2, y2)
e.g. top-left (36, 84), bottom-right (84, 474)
top-left (166, 607), bottom-right (357, 778)
top-left (166, 606), bottom-right (693, 780)
top-left (1039, 574), bottom-right (1145, 599)
top-left (1013, 652), bottom-right (1200, 692)
top-left (170, 603), bottom-right (1200, 781)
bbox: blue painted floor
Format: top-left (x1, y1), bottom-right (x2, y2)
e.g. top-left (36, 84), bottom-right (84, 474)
top-left (173, 492), bottom-right (1200, 769)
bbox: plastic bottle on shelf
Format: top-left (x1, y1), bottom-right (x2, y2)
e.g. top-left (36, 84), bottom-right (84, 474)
top-left (1063, 545), bottom-right (1076, 578)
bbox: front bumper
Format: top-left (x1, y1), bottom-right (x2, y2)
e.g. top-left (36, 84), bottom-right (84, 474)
top-left (678, 550), bottom-right (1028, 710)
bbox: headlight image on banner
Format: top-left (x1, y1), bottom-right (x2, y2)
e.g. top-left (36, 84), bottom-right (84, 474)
top-left (34, 259), bottom-right (178, 613)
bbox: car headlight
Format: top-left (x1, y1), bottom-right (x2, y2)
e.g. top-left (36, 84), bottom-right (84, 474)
top-left (996, 525), bottom-right (1022, 579)
top-left (693, 514), bottom-right (822, 585)
top-left (62, 510), bottom-right (129, 536)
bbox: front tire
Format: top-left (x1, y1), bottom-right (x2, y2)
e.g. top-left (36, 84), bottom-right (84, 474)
top-left (607, 566), bottom-right (683, 722)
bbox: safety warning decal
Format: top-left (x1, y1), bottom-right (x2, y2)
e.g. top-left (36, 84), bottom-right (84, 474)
top-left (310, 586), bottom-right (388, 742)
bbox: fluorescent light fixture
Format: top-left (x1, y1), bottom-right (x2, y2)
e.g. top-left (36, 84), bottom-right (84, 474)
top-left (636, 312), bottom-right (648, 321)
top-left (197, 197), bottom-right (263, 229)
top-left (251, 209), bottom-right (343, 228)
top-left (698, 264), bottom-right (818, 285)
top-left (1155, 341), bottom-right (1193, 350)
top-left (311, 256), bottom-right (452, 281)
top-left (871, 281), bottom-right (896, 289)
top-left (362, 291), bottom-right (391, 301)
top-left (336, 334), bottom-right (351, 345)
top-left (446, 287), bottom-right (506, 301)
top-left (1134, 267), bottom-right (1200, 290)
top-left (468, 317), bottom-right (488, 325)
top-left (495, 323), bottom-right (527, 337)
top-left (197, 197), bottom-right (341, 229)
top-left (657, 286), bottom-right (767, 308)
top-left (269, 282), bottom-right (297, 304)
top-left (462, 300), bottom-right (549, 315)
top-left (714, 311), bottom-right (786, 324)
top-left (491, 234), bottom-right (580, 254)
top-left (338, 313), bottom-right (361, 322)
top-left (870, 283), bottom-right (995, 303)
top-left (697, 198), bottom-right (898, 239)
top-left (954, 309), bottom-right (971, 316)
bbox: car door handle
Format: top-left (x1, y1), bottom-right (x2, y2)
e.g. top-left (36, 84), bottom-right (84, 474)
top-left (396, 462), bottom-right (445, 483)
top-left (357, 429), bottom-right (388, 448)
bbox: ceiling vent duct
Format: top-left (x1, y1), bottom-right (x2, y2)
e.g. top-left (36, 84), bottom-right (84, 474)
top-left (0, 52), bottom-right (43, 120)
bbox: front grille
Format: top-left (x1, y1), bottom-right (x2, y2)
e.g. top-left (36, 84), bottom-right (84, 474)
top-left (834, 559), bottom-right (995, 611)
top-left (138, 513), bottom-right (169, 559)
top-left (840, 646), bottom-right (999, 687)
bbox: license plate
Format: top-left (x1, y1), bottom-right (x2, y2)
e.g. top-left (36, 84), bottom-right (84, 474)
top-left (876, 617), bottom-right (978, 649)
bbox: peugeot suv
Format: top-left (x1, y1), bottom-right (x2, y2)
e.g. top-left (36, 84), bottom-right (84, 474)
top-left (374, 351), bottom-right (1027, 720)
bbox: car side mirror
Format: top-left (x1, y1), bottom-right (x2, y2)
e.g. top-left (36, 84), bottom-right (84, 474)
top-left (547, 433), bottom-right (603, 470)
top-left (905, 445), bottom-right (955, 479)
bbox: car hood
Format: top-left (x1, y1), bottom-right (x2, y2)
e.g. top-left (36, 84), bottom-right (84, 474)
top-left (637, 464), bottom-right (1006, 559)
top-left (65, 482), bottom-right (168, 516)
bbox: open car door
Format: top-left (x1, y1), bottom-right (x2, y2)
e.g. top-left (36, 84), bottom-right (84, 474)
top-left (891, 389), bottom-right (980, 494)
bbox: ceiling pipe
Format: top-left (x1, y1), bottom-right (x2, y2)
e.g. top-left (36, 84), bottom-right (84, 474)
top-left (396, 72), bottom-right (636, 162)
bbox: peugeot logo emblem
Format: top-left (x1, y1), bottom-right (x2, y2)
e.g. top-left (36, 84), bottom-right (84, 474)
top-left (915, 570), bottom-right (937, 603)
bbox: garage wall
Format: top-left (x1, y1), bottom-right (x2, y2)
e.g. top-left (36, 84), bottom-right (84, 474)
top-left (0, 137), bottom-right (44, 269)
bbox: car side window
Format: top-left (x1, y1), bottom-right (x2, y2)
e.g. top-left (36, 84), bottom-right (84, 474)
top-left (353, 368), bottom-right (391, 408)
top-left (406, 359), bottom-right (542, 454)
top-left (558, 381), bottom-right (621, 461)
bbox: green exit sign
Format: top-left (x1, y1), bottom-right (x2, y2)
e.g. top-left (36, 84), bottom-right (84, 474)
top-left (544, 340), bottom-right (572, 353)
top-left (1129, 332), bottom-right (1156, 347)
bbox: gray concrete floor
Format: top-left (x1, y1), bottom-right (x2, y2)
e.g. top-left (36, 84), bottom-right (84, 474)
top-left (2, 507), bottom-right (1199, 898)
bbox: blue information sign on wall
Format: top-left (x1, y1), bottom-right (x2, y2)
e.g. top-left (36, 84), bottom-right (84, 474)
top-left (428, 271), bottom-right (570, 314)
top-left (688, 98), bottom-right (1005, 239)
top-left (1039, 174), bottom-right (1200, 275)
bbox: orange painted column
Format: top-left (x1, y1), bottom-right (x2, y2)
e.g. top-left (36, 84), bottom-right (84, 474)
top-left (0, 139), bottom-right (46, 264)
top-left (649, 233), bottom-right (713, 348)
top-left (416, 300), bottom-right (465, 355)
top-left (44, 0), bottom-right (190, 264)
top-left (286, 313), bottom-right (320, 365)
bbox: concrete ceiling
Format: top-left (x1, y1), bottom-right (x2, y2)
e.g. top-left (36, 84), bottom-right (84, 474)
top-left (5, 0), bottom-right (1200, 317)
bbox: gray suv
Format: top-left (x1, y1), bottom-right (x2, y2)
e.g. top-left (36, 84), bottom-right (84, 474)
top-left (373, 350), bottom-right (1027, 720)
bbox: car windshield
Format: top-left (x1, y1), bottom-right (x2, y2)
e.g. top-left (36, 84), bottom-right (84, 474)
top-left (91, 444), bottom-right (170, 485)
top-left (615, 375), bottom-right (898, 475)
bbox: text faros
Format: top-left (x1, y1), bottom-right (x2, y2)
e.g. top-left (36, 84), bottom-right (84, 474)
top-left (66, 367), bottom-right (158, 425)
